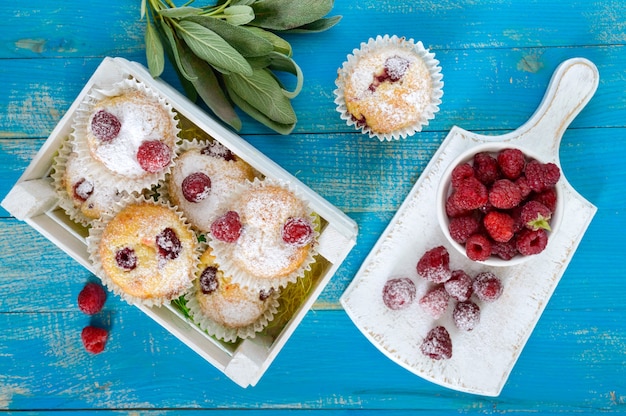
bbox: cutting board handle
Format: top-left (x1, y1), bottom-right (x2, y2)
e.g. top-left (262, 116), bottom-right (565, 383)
top-left (515, 58), bottom-right (599, 158)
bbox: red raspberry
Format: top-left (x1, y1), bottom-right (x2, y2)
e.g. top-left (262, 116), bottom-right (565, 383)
top-left (90, 110), bottom-right (121, 142)
top-left (520, 200), bottom-right (552, 231)
top-left (450, 177), bottom-right (488, 211)
top-left (497, 148), bottom-right (525, 180)
top-left (453, 301), bottom-right (481, 331)
top-left (532, 187), bottom-right (558, 213)
top-left (137, 140), bottom-right (172, 173)
top-left (81, 326), bottom-right (108, 354)
top-left (445, 194), bottom-right (469, 218)
top-left (384, 56), bottom-right (410, 81)
top-left (472, 272), bottom-right (503, 302)
top-left (282, 217), bottom-right (314, 247)
top-left (115, 247), bottom-right (137, 270)
top-left (156, 227), bottom-right (182, 260)
top-left (201, 141), bottom-right (237, 161)
top-left (451, 163), bottom-right (475, 188)
top-left (525, 160), bottom-right (561, 192)
top-left (444, 269), bottom-right (474, 301)
top-left (516, 228), bottom-right (548, 255)
top-left (419, 285), bottom-right (450, 319)
top-left (73, 178), bottom-right (94, 202)
top-left (489, 179), bottom-right (522, 209)
top-left (448, 213), bottom-right (481, 244)
top-left (491, 239), bottom-right (518, 260)
top-left (483, 211), bottom-right (515, 243)
top-left (473, 152), bottom-right (500, 185)
top-left (382, 277), bottom-right (416, 310)
top-left (465, 233), bottom-right (492, 261)
top-left (420, 326), bottom-right (452, 360)
top-left (515, 176), bottom-right (532, 199)
top-left (77, 282), bottom-right (106, 315)
top-left (211, 211), bottom-right (242, 243)
top-left (181, 172), bottom-right (211, 203)
top-left (417, 246), bottom-right (451, 283)
top-left (199, 266), bottom-right (219, 294)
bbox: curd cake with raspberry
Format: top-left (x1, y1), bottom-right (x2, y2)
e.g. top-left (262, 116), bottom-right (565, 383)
top-left (185, 247), bottom-right (279, 342)
top-left (87, 198), bottom-right (198, 306)
top-left (72, 78), bottom-right (180, 193)
top-left (165, 139), bottom-right (258, 232)
top-left (208, 178), bottom-right (319, 291)
top-left (335, 34), bottom-right (443, 141)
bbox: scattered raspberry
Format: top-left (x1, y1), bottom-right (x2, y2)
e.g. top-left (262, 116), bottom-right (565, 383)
top-left (199, 266), bottom-right (219, 294)
top-left (115, 247), bottom-right (137, 270)
top-left (525, 160), bottom-right (561, 192)
top-left (453, 301), bottom-right (481, 331)
top-left (489, 179), bottom-right (523, 209)
top-left (472, 272), bottom-right (503, 302)
top-left (181, 172), bottom-right (211, 203)
top-left (81, 326), bottom-right (109, 354)
top-left (211, 211), bottom-right (242, 243)
top-left (520, 200), bottom-right (552, 231)
top-left (483, 210), bottom-right (515, 243)
top-left (91, 110), bottom-right (121, 142)
top-left (419, 285), bottom-right (450, 319)
top-left (449, 177), bottom-right (488, 211)
top-left (201, 141), bottom-right (236, 161)
top-left (497, 148), bottom-right (525, 180)
top-left (282, 217), bottom-right (314, 247)
top-left (444, 270), bottom-right (473, 301)
top-left (516, 228), bottom-right (548, 255)
top-left (73, 178), bottom-right (94, 202)
top-left (451, 163), bottom-right (475, 188)
top-left (136, 140), bottom-right (172, 173)
top-left (491, 239), bottom-right (518, 260)
top-left (416, 246), bottom-right (451, 283)
top-left (382, 277), bottom-right (416, 310)
top-left (473, 152), bottom-right (500, 185)
top-left (448, 213), bottom-right (481, 244)
top-left (532, 187), bottom-right (557, 213)
top-left (156, 227), bottom-right (182, 260)
top-left (77, 282), bottom-right (106, 315)
top-left (420, 326), bottom-right (452, 360)
top-left (465, 233), bottom-right (492, 261)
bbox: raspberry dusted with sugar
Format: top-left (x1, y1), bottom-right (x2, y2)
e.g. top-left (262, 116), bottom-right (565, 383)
top-left (420, 326), bottom-right (452, 360)
top-left (444, 270), bottom-right (474, 302)
top-left (384, 55), bottom-right (410, 81)
top-left (201, 141), bottom-right (236, 161)
top-left (137, 140), bottom-right (172, 173)
top-left (282, 217), bottom-right (314, 247)
top-left (491, 239), bottom-right (518, 260)
top-left (382, 277), bottom-right (416, 310)
top-left (489, 179), bottom-right (522, 209)
top-left (473, 152), bottom-right (500, 185)
top-left (521, 200), bottom-right (552, 231)
top-left (516, 228), bottom-right (548, 255)
top-left (81, 326), bottom-right (109, 354)
top-left (199, 266), bottom-right (219, 294)
top-left (497, 148), bottom-right (526, 180)
top-left (156, 227), bottom-right (182, 260)
top-left (181, 172), bottom-right (211, 203)
top-left (473, 272), bottom-right (503, 302)
top-left (115, 247), bottom-right (137, 270)
top-left (465, 233), bottom-right (492, 261)
top-left (77, 282), bottom-right (107, 315)
top-left (453, 301), bottom-right (481, 331)
top-left (417, 246), bottom-right (451, 283)
top-left (448, 213), bottom-right (481, 244)
top-left (91, 110), bottom-right (121, 142)
top-left (525, 160), bottom-right (561, 192)
top-left (211, 211), bottom-right (242, 243)
top-left (483, 210), bottom-right (515, 243)
top-left (419, 285), bottom-right (450, 319)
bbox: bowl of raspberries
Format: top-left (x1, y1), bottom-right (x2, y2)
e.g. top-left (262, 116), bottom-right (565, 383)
top-left (437, 143), bottom-right (563, 266)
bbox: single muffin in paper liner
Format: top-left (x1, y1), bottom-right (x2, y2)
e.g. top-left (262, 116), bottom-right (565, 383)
top-left (51, 137), bottom-right (127, 226)
top-left (184, 245), bottom-right (280, 342)
top-left (161, 138), bottom-right (260, 233)
top-left (72, 77), bottom-right (181, 194)
top-left (86, 195), bottom-right (199, 307)
top-left (334, 34), bottom-right (444, 141)
top-left (208, 178), bottom-right (320, 292)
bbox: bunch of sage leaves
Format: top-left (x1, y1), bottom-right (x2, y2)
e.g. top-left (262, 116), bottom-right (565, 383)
top-left (141, 0), bottom-right (341, 134)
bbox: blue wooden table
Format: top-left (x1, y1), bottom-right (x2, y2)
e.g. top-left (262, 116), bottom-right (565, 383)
top-left (1, 0), bottom-right (625, 413)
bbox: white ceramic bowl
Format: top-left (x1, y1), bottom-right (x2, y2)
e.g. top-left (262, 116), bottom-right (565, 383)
top-left (436, 142), bottom-right (564, 267)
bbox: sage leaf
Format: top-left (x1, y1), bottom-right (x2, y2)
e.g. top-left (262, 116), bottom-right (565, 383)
top-left (160, 24), bottom-right (198, 101)
top-left (230, 0), bottom-right (254, 6)
top-left (250, 0), bottom-right (334, 31)
top-left (178, 42), bottom-right (242, 130)
top-left (283, 16), bottom-right (342, 33)
top-left (266, 52), bottom-right (303, 99)
top-left (243, 26), bottom-right (292, 56)
top-left (177, 20), bottom-right (253, 76)
top-left (224, 68), bottom-right (296, 125)
top-left (223, 5), bottom-right (255, 26)
top-left (185, 15), bottom-right (273, 57)
top-left (145, 20), bottom-right (165, 78)
top-left (160, 21), bottom-right (198, 82)
top-left (158, 6), bottom-right (202, 18)
top-left (140, 0), bottom-right (146, 19)
top-left (228, 87), bottom-right (296, 135)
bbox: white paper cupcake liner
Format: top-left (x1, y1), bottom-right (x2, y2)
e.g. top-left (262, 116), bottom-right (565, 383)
top-left (86, 194), bottom-right (200, 307)
top-left (71, 77), bottom-right (181, 194)
top-left (334, 34), bottom-right (444, 141)
top-left (208, 177), bottom-right (320, 292)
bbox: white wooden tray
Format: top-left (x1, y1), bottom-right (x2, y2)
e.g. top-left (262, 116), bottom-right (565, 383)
top-left (340, 58), bottom-right (598, 396)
